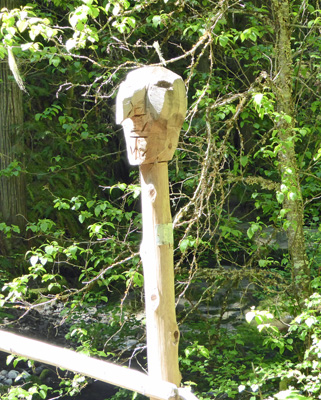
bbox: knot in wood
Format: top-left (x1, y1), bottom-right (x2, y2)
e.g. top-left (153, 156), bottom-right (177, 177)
top-left (147, 184), bottom-right (157, 202)
top-left (150, 290), bottom-right (160, 311)
top-left (173, 330), bottom-right (179, 345)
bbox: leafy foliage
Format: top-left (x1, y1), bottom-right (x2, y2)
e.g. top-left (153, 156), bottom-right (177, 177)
top-left (1, 0), bottom-right (321, 399)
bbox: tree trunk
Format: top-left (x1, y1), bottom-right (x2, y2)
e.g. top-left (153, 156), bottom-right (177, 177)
top-left (0, 0), bottom-right (27, 248)
top-left (272, 0), bottom-right (310, 296)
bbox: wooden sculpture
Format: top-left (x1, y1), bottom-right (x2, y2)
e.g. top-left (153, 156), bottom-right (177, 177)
top-left (116, 66), bottom-right (187, 389)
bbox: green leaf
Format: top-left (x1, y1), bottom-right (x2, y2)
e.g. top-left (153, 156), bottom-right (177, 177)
top-left (86, 200), bottom-right (95, 208)
top-left (6, 354), bottom-right (14, 365)
top-left (66, 38), bottom-right (77, 51)
top-left (253, 93), bottom-right (263, 106)
top-left (238, 385), bottom-right (246, 393)
top-left (305, 316), bottom-right (316, 328)
top-left (245, 310), bottom-right (255, 323)
top-left (30, 255), bottom-right (39, 266)
top-left (274, 390), bottom-right (311, 400)
top-left (127, 17), bottom-right (136, 28)
top-left (51, 57), bottom-right (61, 67)
top-left (12, 225), bottom-right (20, 233)
top-left (40, 221), bottom-right (48, 231)
top-left (17, 19), bottom-right (28, 32)
top-left (258, 259), bottom-right (269, 267)
top-left (179, 237), bottom-right (195, 253)
top-left (240, 155), bottom-right (248, 167)
top-left (48, 282), bottom-right (60, 291)
top-left (219, 35), bottom-right (229, 47)
top-left (45, 244), bottom-right (56, 255)
top-left (199, 346), bottom-right (210, 358)
top-left (182, 122), bottom-right (189, 131)
top-left (94, 205), bottom-right (101, 217)
top-left (288, 192), bottom-right (297, 201)
top-left (112, 3), bottom-right (120, 16)
top-left (68, 245), bottom-right (78, 257)
top-left (276, 192), bottom-right (284, 204)
top-left (311, 101), bottom-right (320, 112)
top-left (247, 223), bottom-right (261, 239)
top-left (283, 114), bottom-right (292, 124)
top-left (152, 15), bottom-right (161, 28)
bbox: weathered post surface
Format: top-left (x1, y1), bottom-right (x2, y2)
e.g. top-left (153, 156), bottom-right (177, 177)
top-left (116, 66), bottom-right (187, 388)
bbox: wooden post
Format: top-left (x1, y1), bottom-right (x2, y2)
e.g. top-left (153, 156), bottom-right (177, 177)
top-left (116, 67), bottom-right (187, 388)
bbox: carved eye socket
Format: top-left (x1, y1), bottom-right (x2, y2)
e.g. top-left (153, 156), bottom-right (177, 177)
top-left (156, 80), bottom-right (172, 89)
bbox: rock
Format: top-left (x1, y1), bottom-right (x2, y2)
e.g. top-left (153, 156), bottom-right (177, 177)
top-left (3, 378), bottom-right (12, 385)
top-left (39, 368), bottom-right (54, 380)
top-left (0, 369), bottom-right (8, 376)
top-left (8, 370), bottom-right (19, 379)
top-left (123, 339), bottom-right (138, 349)
top-left (35, 365), bottom-right (45, 375)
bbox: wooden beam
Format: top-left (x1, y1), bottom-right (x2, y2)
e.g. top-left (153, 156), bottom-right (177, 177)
top-left (0, 330), bottom-right (177, 400)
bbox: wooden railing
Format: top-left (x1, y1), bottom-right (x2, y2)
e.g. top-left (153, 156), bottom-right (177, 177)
top-left (0, 330), bottom-right (197, 400)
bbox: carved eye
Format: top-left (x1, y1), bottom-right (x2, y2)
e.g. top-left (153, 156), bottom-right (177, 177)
top-left (156, 80), bottom-right (172, 89)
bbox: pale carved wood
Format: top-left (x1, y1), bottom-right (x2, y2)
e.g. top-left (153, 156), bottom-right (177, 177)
top-left (116, 66), bottom-right (187, 165)
top-left (117, 66), bottom-right (187, 393)
top-left (140, 162), bottom-right (181, 386)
